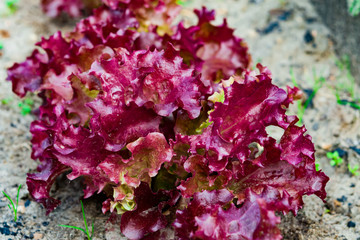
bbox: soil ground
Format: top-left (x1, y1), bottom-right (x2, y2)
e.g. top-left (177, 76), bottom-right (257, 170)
top-left (0, 0), bottom-right (359, 239)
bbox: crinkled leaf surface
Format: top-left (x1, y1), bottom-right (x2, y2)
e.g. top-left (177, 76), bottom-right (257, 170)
top-left (7, 2), bottom-right (328, 239)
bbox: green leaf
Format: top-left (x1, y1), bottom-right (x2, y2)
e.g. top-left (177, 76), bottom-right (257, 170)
top-left (348, 163), bottom-right (359, 176)
top-left (1, 98), bottom-right (12, 105)
top-left (176, 0), bottom-right (188, 6)
top-left (327, 151), bottom-right (343, 167)
top-left (151, 167), bottom-right (177, 192)
top-left (24, 98), bottom-right (34, 106)
top-left (5, 0), bottom-right (19, 13)
top-left (20, 104), bottom-right (32, 115)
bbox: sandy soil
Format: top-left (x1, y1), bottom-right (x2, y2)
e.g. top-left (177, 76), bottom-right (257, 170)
top-left (0, 0), bottom-right (359, 239)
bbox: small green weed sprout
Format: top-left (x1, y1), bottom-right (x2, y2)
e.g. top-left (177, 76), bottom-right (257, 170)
top-left (59, 200), bottom-right (94, 240)
top-left (5, 0), bottom-right (19, 14)
top-left (315, 161), bottom-right (321, 171)
top-left (176, 0), bottom-right (186, 5)
top-left (1, 97), bottom-right (12, 105)
top-left (18, 98), bottom-right (34, 115)
top-left (334, 55), bottom-right (360, 110)
top-left (0, 42), bottom-right (3, 50)
top-left (327, 151), bottom-right (344, 167)
top-left (336, 94), bottom-right (360, 110)
top-left (335, 55), bottom-right (356, 98)
top-left (290, 68), bottom-right (325, 125)
top-left (176, 0), bottom-right (194, 6)
top-left (348, 164), bottom-right (359, 176)
top-left (348, 0), bottom-right (360, 16)
top-left (2, 184), bottom-right (21, 222)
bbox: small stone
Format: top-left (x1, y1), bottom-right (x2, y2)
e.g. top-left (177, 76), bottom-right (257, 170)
top-left (333, 199), bottom-right (341, 208)
top-left (336, 196), bottom-right (347, 203)
top-left (42, 221), bottom-right (49, 227)
top-left (218, 8), bottom-right (228, 15)
top-left (0, 29), bottom-right (10, 38)
top-left (321, 144), bottom-right (332, 150)
top-left (259, 21), bottom-right (280, 35)
top-left (24, 199), bottom-right (31, 207)
top-left (247, 29), bottom-right (258, 38)
top-left (0, 227), bottom-right (10, 235)
top-left (304, 30), bottom-right (314, 43)
top-left (333, 148), bottom-right (347, 158)
top-left (34, 233), bottom-right (43, 240)
top-left (17, 205), bottom-right (26, 214)
top-left (30, 34), bottom-right (38, 42)
top-left (347, 221), bottom-right (356, 228)
top-left (312, 123), bottom-right (319, 131)
top-left (17, 201), bottom-right (26, 213)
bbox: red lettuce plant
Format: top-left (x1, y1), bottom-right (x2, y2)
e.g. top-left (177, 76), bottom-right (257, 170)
top-left (7, 1), bottom-right (328, 239)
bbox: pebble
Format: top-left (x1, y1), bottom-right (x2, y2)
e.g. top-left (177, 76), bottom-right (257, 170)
top-left (333, 199), bottom-right (342, 208)
top-left (347, 221), bottom-right (356, 228)
top-left (42, 221), bottom-right (49, 227)
top-left (305, 17), bottom-right (317, 23)
top-left (0, 30), bottom-right (10, 38)
top-left (24, 199), bottom-right (31, 207)
top-left (350, 146), bottom-right (360, 155)
top-left (336, 196), bottom-right (347, 203)
top-left (333, 148), bottom-right (348, 158)
top-left (17, 205), bottom-right (26, 214)
top-left (321, 143), bottom-right (332, 150)
top-left (312, 122), bottom-right (319, 131)
top-left (34, 232), bottom-right (43, 239)
top-left (247, 29), bottom-right (258, 38)
top-left (0, 227), bottom-right (10, 235)
top-left (277, 10), bottom-right (292, 21)
top-left (304, 30), bottom-right (314, 43)
top-left (258, 21), bottom-right (280, 35)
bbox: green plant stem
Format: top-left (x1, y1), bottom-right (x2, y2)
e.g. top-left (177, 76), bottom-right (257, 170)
top-left (290, 68), bottom-right (325, 125)
top-left (59, 200), bottom-right (94, 240)
top-left (81, 200), bottom-right (91, 240)
top-left (2, 184), bottom-right (21, 221)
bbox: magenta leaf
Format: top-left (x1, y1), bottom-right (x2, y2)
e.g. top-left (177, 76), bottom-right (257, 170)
top-left (27, 158), bottom-right (69, 215)
top-left (120, 182), bottom-right (180, 240)
top-left (7, 50), bottom-right (47, 97)
top-left (175, 188), bottom-right (287, 240)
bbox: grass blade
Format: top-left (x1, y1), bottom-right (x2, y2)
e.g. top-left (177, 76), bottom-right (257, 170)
top-left (80, 200), bottom-right (91, 240)
top-left (58, 225), bottom-right (87, 235)
top-left (91, 220), bottom-right (95, 239)
top-left (2, 191), bottom-right (16, 220)
top-left (15, 184), bottom-right (21, 221)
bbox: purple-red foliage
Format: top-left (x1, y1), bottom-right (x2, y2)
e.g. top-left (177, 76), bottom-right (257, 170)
top-left (7, 1), bottom-right (328, 239)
